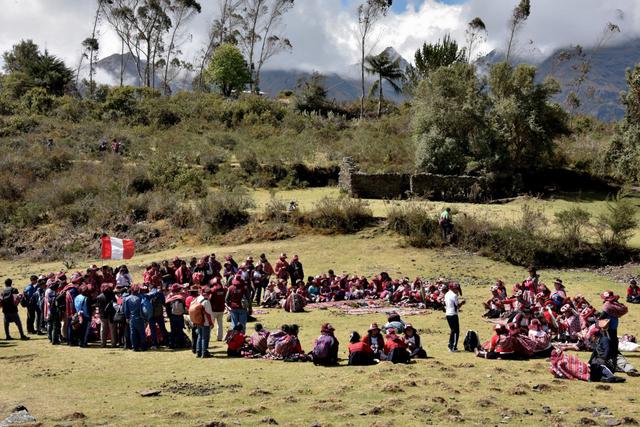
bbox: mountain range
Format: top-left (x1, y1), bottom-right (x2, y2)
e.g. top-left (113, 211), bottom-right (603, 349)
top-left (94, 41), bottom-right (640, 121)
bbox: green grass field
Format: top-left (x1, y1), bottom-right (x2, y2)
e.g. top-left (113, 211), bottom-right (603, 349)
top-left (1, 230), bottom-right (639, 426)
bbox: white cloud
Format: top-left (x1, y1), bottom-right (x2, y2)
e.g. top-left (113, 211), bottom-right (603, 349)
top-left (0, 0), bottom-right (638, 80)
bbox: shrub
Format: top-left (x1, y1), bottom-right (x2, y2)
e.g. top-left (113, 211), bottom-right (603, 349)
top-left (169, 205), bottom-right (195, 229)
top-left (146, 191), bottom-right (174, 221)
top-left (261, 195), bottom-right (288, 223)
top-left (554, 206), bottom-right (591, 246)
top-left (304, 197), bottom-right (373, 232)
top-left (20, 87), bottom-right (56, 115)
top-left (0, 115), bottom-right (39, 136)
top-left (387, 204), bottom-right (439, 247)
top-left (198, 191), bottom-right (254, 236)
top-left (129, 175), bottom-right (154, 194)
top-left (595, 193), bottom-right (639, 248)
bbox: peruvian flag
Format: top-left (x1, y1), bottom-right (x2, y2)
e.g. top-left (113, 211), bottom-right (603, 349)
top-left (101, 235), bottom-right (135, 260)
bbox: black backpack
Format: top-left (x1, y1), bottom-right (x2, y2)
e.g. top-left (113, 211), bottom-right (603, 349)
top-left (112, 301), bottom-right (126, 322)
top-left (463, 330), bottom-right (480, 352)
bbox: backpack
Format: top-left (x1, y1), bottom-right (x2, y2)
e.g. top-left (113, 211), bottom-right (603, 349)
top-left (189, 299), bottom-right (205, 326)
top-left (150, 293), bottom-right (164, 318)
top-left (112, 301), bottom-right (125, 323)
top-left (55, 291), bottom-right (67, 313)
top-left (463, 330), bottom-right (480, 352)
top-left (141, 297), bottom-right (153, 321)
top-left (171, 299), bottom-right (186, 316)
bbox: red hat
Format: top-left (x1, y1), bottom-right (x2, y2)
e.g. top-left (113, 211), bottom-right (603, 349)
top-left (170, 284), bottom-right (181, 292)
top-left (600, 290), bottom-right (617, 301)
top-left (321, 323), bottom-right (334, 333)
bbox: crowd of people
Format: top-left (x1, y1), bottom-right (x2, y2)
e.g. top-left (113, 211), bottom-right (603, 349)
top-left (477, 266), bottom-right (639, 383)
top-left (1, 252), bottom-right (434, 364)
top-left (2, 255), bottom-right (637, 381)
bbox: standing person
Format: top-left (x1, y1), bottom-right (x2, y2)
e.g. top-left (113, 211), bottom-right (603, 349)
top-left (31, 279), bottom-right (46, 335)
top-left (444, 283), bottom-right (464, 352)
top-left (165, 284), bottom-right (186, 349)
top-left (74, 285), bottom-right (91, 348)
top-left (23, 275), bottom-right (38, 334)
top-left (288, 255), bottom-right (304, 286)
top-left (225, 276), bottom-right (250, 331)
top-left (148, 287), bottom-right (168, 348)
top-left (2, 279), bottom-right (29, 340)
top-left (274, 253), bottom-right (290, 283)
top-left (97, 284), bottom-right (117, 348)
top-left (251, 264), bottom-right (266, 305)
top-left (45, 280), bottom-right (61, 345)
top-left (209, 278), bottom-right (226, 342)
top-left (208, 253), bottom-right (222, 278)
top-left (193, 287), bottom-right (214, 358)
top-left (123, 285), bottom-right (146, 352)
top-left (439, 207), bottom-right (453, 240)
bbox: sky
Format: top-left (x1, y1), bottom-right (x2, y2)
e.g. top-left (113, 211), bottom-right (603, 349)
top-left (0, 0), bottom-right (638, 77)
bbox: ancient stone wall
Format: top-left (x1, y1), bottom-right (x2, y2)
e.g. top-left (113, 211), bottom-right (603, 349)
top-left (411, 173), bottom-right (486, 202)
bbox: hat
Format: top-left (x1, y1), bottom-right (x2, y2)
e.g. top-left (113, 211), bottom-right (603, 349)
top-left (494, 323), bottom-right (506, 331)
top-left (209, 277), bottom-right (219, 286)
top-left (560, 304), bottom-right (571, 313)
top-left (553, 279), bottom-right (564, 288)
top-left (70, 273), bottom-right (83, 284)
top-left (597, 318), bottom-right (611, 329)
top-left (292, 254), bottom-right (299, 261)
top-left (631, 279), bottom-right (638, 286)
top-left (189, 285), bottom-right (200, 293)
top-left (321, 323), bottom-right (334, 333)
top-left (89, 264), bottom-right (99, 271)
top-left (600, 290), bottom-right (617, 301)
top-left (170, 284), bottom-right (181, 292)
top-left (38, 274), bottom-right (46, 281)
top-left (280, 253), bottom-right (287, 259)
top-left (246, 256), bottom-right (254, 262)
top-left (404, 323), bottom-right (416, 333)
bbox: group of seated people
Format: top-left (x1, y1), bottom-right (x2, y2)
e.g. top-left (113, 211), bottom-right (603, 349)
top-left (224, 311), bottom-right (427, 366)
top-left (476, 266), bottom-right (638, 383)
top-left (271, 273), bottom-right (451, 312)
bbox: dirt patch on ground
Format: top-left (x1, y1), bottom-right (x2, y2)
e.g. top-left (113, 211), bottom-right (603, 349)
top-left (0, 354), bottom-right (36, 363)
top-left (161, 381), bottom-right (241, 397)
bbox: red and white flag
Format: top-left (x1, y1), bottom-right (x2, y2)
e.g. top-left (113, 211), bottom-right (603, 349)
top-left (101, 235), bottom-right (135, 260)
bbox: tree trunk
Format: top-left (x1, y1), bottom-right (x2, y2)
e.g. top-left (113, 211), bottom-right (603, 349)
top-left (120, 39), bottom-right (125, 87)
top-left (377, 74), bottom-right (383, 118)
top-left (360, 35), bottom-right (366, 119)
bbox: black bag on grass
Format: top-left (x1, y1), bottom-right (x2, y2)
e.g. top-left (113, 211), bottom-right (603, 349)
top-left (463, 330), bottom-right (479, 352)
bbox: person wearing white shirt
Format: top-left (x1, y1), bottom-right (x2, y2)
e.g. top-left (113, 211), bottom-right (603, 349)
top-left (444, 283), bottom-right (465, 352)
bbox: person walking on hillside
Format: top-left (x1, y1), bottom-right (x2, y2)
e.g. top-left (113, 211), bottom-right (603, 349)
top-left (444, 283), bottom-right (464, 352)
top-left (439, 207), bottom-right (453, 241)
top-left (2, 279), bottom-right (29, 340)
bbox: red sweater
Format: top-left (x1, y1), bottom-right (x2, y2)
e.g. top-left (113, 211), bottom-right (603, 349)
top-left (349, 341), bottom-right (373, 354)
top-left (227, 332), bottom-right (245, 351)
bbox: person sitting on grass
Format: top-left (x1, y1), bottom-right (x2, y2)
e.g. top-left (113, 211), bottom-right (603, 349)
top-left (348, 332), bottom-right (376, 366)
top-left (403, 324), bottom-right (427, 359)
top-left (247, 323), bottom-right (270, 356)
top-left (311, 323), bottom-right (339, 366)
top-left (476, 324), bottom-right (517, 360)
top-left (362, 323), bottom-right (385, 360)
top-left (383, 327), bottom-right (410, 364)
top-left (273, 324), bottom-right (305, 360)
top-left (225, 324), bottom-right (246, 357)
top-left (627, 279), bottom-right (640, 304)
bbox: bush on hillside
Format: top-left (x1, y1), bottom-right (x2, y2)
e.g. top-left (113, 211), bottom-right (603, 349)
top-left (303, 197), bottom-right (373, 233)
top-left (387, 204), bottom-right (439, 247)
top-left (198, 192), bottom-right (254, 237)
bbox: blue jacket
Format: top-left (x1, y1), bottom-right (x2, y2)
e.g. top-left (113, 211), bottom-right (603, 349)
top-left (74, 294), bottom-right (89, 316)
top-left (124, 294), bottom-right (143, 320)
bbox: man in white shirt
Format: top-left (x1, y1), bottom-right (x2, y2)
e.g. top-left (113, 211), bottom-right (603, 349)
top-left (444, 283), bottom-right (465, 352)
top-left (195, 287), bottom-right (215, 358)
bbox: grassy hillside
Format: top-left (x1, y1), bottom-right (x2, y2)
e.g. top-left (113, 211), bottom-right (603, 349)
top-left (1, 233), bottom-right (638, 426)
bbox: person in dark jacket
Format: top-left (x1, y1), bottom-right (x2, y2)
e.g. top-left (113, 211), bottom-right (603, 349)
top-left (31, 278), bottom-right (46, 335)
top-left (403, 324), bottom-right (427, 358)
top-left (97, 283), bottom-right (117, 347)
top-left (2, 279), bottom-right (29, 340)
top-left (288, 255), bottom-right (304, 286)
top-left (588, 320), bottom-right (625, 383)
top-left (23, 275), bottom-right (38, 334)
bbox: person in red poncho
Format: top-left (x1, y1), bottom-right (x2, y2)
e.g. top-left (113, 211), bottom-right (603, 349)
top-left (627, 279), bottom-right (640, 304)
top-left (225, 324), bottom-right (246, 357)
top-left (348, 331), bottom-right (376, 365)
top-left (383, 328), bottom-right (410, 364)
